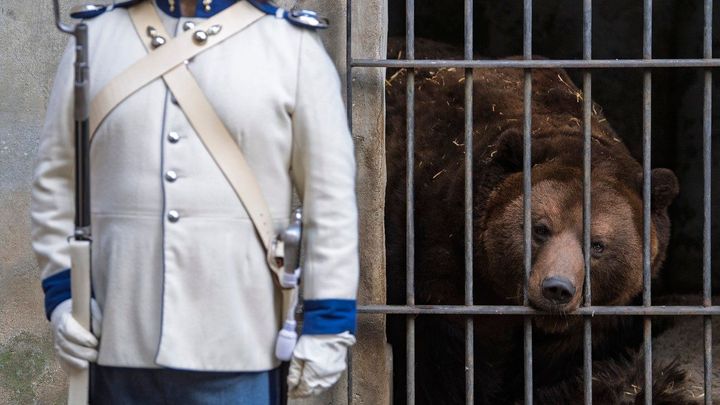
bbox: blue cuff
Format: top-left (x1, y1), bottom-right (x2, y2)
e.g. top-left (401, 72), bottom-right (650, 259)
top-left (302, 299), bottom-right (356, 335)
top-left (41, 269), bottom-right (71, 320)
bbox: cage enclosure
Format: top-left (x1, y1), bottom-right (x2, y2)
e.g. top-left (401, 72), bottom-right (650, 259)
top-left (353, 0), bottom-right (720, 403)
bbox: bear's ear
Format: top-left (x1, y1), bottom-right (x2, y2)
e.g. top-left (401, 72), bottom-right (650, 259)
top-left (635, 168), bottom-right (680, 210)
top-left (493, 128), bottom-right (550, 172)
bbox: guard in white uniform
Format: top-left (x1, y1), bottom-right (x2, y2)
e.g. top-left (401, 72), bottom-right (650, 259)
top-left (31, 0), bottom-right (359, 401)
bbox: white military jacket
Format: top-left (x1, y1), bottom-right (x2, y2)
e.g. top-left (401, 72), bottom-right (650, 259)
top-left (32, 0), bottom-right (359, 371)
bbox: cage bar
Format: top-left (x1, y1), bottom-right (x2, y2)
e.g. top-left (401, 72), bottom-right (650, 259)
top-left (581, 1), bottom-right (593, 403)
top-left (353, 58), bottom-right (720, 69)
top-left (359, 305), bottom-right (720, 316)
top-left (703, 1), bottom-right (713, 404)
top-left (463, 0), bottom-right (475, 403)
top-left (522, 0), bottom-right (534, 403)
top-left (346, 0), bottom-right (353, 130)
top-left (405, 1), bottom-right (416, 404)
top-left (346, 0), bottom-right (720, 402)
top-left (345, 2), bottom-right (353, 402)
top-left (641, 2), bottom-right (653, 403)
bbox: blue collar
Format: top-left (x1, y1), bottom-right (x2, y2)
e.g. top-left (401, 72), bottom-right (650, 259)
top-left (70, 0), bottom-right (328, 28)
top-left (155, 0), bottom-right (238, 18)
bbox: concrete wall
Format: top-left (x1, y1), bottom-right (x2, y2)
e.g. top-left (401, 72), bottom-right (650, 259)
top-left (0, 1), bottom-right (388, 404)
top-left (281, 1), bottom-right (391, 404)
top-left (0, 1), bottom-right (85, 403)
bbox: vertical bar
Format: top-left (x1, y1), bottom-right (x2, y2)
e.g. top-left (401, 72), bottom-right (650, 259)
top-left (347, 349), bottom-right (353, 404)
top-left (346, 0), bottom-right (352, 130)
top-left (345, 4), bottom-right (353, 403)
top-left (703, 1), bottom-right (713, 403)
top-left (406, 2), bottom-right (416, 405)
top-left (642, 1), bottom-right (653, 403)
top-left (463, 0), bottom-right (474, 404)
top-left (582, 1), bottom-right (593, 404)
top-left (523, 0), bottom-right (533, 403)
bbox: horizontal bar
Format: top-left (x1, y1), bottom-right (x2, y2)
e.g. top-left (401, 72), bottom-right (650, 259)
top-left (353, 58), bottom-right (720, 69)
top-left (358, 305), bottom-right (720, 316)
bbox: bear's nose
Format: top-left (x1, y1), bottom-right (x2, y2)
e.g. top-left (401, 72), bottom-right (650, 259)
top-left (541, 277), bottom-right (576, 304)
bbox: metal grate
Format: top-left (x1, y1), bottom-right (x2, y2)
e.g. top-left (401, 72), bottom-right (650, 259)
top-left (347, 0), bottom-right (716, 403)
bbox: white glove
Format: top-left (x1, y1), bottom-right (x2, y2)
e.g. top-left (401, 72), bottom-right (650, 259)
top-left (287, 331), bottom-right (356, 398)
top-left (50, 298), bottom-right (102, 372)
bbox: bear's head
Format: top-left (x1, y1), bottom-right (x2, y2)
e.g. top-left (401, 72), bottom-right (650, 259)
top-left (480, 128), bottom-right (679, 334)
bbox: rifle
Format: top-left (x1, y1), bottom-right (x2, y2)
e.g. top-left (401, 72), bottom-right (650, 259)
top-left (50, 2), bottom-right (103, 404)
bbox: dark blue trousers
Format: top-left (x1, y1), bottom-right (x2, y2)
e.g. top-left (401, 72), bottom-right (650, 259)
top-left (90, 365), bottom-right (281, 405)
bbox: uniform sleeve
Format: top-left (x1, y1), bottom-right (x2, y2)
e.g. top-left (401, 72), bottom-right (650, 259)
top-left (31, 39), bottom-right (76, 320)
top-left (290, 30), bottom-right (359, 335)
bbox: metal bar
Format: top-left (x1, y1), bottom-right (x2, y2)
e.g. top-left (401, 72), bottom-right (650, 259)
top-left (405, 1), bottom-right (415, 404)
top-left (352, 58), bottom-right (720, 69)
top-left (345, 3), bottom-right (353, 402)
top-left (464, 0), bottom-right (474, 403)
top-left (406, 317), bottom-right (415, 405)
top-left (347, 349), bottom-right (353, 405)
top-left (642, 2), bottom-right (653, 403)
top-left (703, 1), bottom-right (713, 404)
top-left (346, 0), bottom-right (352, 131)
top-left (582, 1), bottom-right (593, 403)
top-left (523, 1), bottom-right (533, 403)
top-left (358, 305), bottom-right (720, 316)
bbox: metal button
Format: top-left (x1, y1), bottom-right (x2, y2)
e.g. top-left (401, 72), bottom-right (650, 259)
top-left (165, 170), bottom-right (178, 182)
top-left (193, 30), bottom-right (209, 45)
top-left (150, 35), bottom-right (166, 49)
top-left (182, 21), bottom-right (196, 32)
top-left (168, 132), bottom-right (180, 143)
top-left (207, 24), bottom-right (222, 36)
top-left (167, 210), bottom-right (180, 223)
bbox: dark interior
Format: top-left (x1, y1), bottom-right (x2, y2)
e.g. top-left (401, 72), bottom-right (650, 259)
top-left (384, 0), bottom-right (720, 403)
top-left (387, 0), bottom-right (720, 294)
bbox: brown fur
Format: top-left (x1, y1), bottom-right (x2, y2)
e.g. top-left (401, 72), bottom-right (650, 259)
top-left (385, 38), bottom-right (682, 403)
top-left (533, 355), bottom-right (698, 405)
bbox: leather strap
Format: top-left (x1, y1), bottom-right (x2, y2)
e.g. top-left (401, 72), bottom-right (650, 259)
top-left (90, 0), bottom-right (265, 137)
top-left (126, 1), bottom-right (287, 282)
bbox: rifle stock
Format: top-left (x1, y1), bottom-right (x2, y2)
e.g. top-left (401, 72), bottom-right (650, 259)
top-left (68, 240), bottom-right (92, 405)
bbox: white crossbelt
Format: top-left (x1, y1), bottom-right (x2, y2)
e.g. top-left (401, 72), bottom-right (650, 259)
top-left (92, 0), bottom-right (284, 278)
top-left (89, 0), bottom-right (265, 137)
top-left (89, 0), bottom-right (298, 323)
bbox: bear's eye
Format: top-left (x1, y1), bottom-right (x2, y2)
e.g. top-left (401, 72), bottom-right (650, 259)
top-left (532, 223), bottom-right (551, 242)
top-left (591, 241), bottom-right (605, 256)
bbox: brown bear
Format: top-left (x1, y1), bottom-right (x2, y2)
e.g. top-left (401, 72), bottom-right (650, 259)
top-left (384, 38), bottom-right (686, 404)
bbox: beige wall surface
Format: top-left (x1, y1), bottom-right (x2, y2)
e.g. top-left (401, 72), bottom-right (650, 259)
top-left (1, 1), bottom-right (86, 403)
top-left (0, 1), bottom-right (388, 404)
